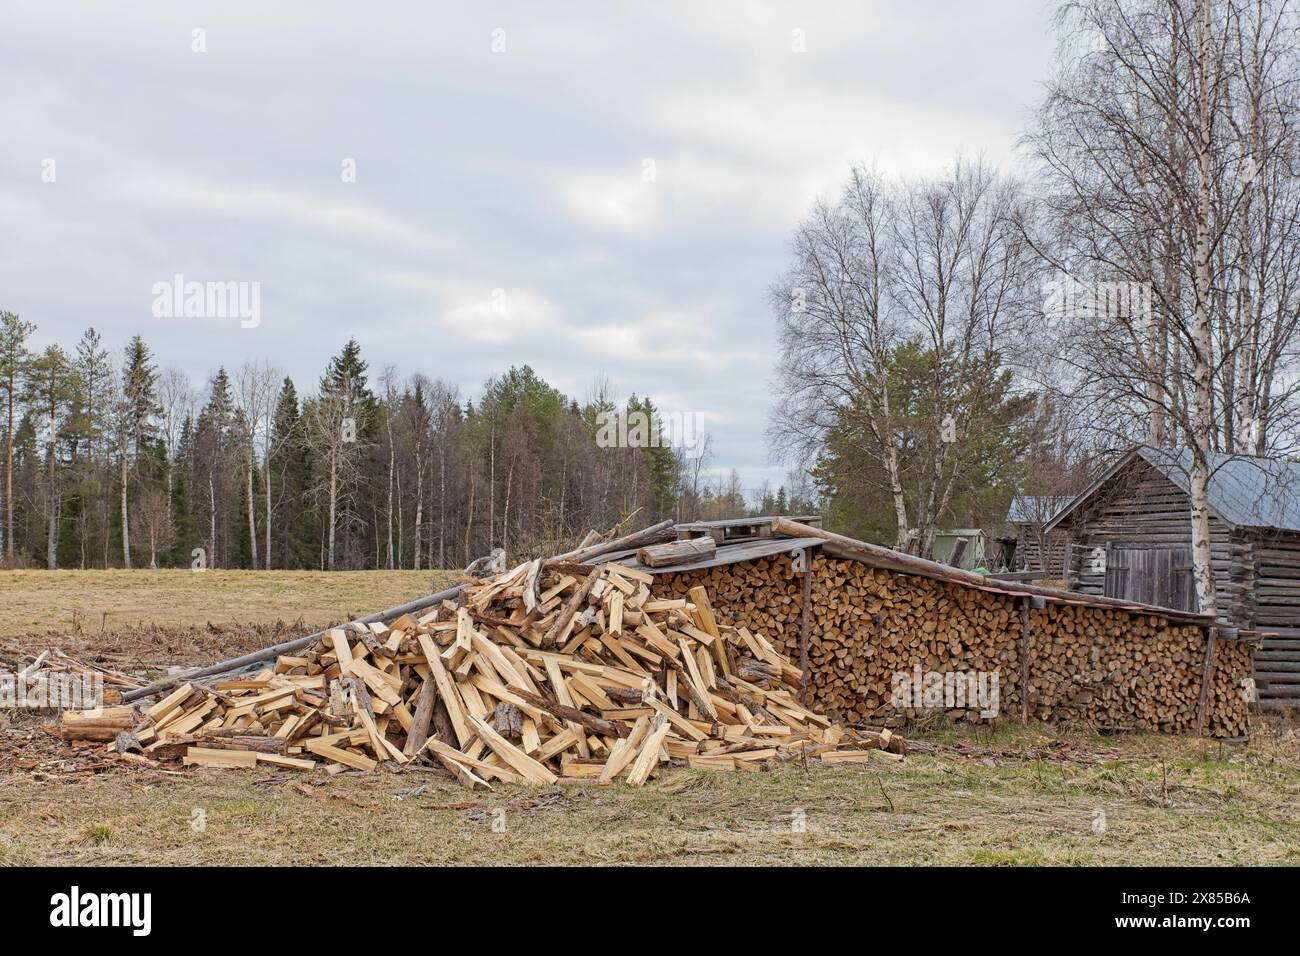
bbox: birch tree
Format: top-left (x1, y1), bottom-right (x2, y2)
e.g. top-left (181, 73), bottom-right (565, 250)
top-left (772, 160), bottom-right (1038, 556)
top-left (1028, 0), bottom-right (1300, 617)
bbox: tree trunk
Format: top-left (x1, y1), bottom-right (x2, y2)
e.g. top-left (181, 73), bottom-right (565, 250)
top-left (439, 445), bottom-right (447, 569)
top-left (1189, 0), bottom-right (1220, 621)
top-left (502, 458), bottom-right (513, 561)
top-left (412, 464), bottom-right (423, 572)
top-left (327, 449), bottom-right (338, 572)
top-left (45, 430), bottom-right (58, 570)
top-left (3, 373), bottom-right (13, 559)
top-left (386, 437), bottom-right (395, 569)
top-left (396, 470), bottom-right (403, 569)
top-left (264, 456), bottom-right (272, 570)
top-left (120, 452), bottom-right (131, 569)
top-left (246, 452), bottom-right (258, 570)
top-left (464, 467), bottom-right (475, 567)
top-left (885, 443), bottom-right (909, 549)
top-left (208, 473), bottom-right (216, 569)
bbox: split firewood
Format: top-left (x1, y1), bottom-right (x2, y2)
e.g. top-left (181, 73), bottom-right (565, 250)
top-left (56, 560), bottom-right (894, 786)
top-left (655, 550), bottom-right (1251, 737)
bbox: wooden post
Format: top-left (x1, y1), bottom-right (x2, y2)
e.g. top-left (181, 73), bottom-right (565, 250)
top-left (797, 549), bottom-right (814, 705)
top-left (1195, 626), bottom-right (1218, 736)
top-left (1020, 596), bottom-right (1032, 723)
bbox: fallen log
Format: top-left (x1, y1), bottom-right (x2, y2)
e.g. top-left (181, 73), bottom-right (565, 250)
top-left (548, 519), bottom-right (676, 565)
top-left (123, 584), bottom-right (468, 703)
top-left (60, 706), bottom-right (135, 742)
top-left (637, 536), bottom-right (717, 568)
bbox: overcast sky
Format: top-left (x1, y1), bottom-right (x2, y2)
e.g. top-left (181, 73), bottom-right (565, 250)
top-left (0, 1), bottom-right (1054, 492)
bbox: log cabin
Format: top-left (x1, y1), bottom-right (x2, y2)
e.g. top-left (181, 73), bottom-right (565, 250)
top-left (1045, 447), bottom-right (1300, 707)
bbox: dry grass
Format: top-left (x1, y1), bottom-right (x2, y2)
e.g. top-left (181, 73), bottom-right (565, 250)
top-left (0, 569), bottom-right (458, 641)
top-left (3, 723), bottom-right (1299, 866)
top-left (1, 570), bottom-right (1298, 866)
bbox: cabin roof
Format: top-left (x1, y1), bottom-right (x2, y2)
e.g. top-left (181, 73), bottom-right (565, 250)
top-left (1045, 447), bottom-right (1300, 534)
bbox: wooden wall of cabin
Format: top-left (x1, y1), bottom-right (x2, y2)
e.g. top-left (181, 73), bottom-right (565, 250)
top-left (1008, 525), bottom-right (1069, 578)
top-left (1056, 460), bottom-right (1254, 625)
top-left (1251, 528), bottom-right (1300, 707)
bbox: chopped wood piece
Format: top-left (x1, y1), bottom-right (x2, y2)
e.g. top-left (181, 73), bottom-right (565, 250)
top-left (61, 552), bottom-right (903, 788)
top-left (637, 536), bottom-right (717, 568)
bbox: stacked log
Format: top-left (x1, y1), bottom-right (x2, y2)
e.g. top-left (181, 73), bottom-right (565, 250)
top-left (658, 552), bottom-right (1251, 737)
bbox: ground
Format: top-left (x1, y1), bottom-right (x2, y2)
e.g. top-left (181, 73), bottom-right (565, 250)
top-left (2, 571), bottom-right (1298, 866)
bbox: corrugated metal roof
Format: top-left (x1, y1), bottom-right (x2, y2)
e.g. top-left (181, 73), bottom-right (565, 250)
top-left (1139, 448), bottom-right (1300, 532)
top-left (1046, 446), bottom-right (1300, 534)
top-left (594, 536), bottom-right (825, 575)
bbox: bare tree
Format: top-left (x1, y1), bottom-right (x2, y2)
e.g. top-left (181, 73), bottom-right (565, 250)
top-left (131, 485), bottom-right (174, 569)
top-left (158, 367), bottom-right (195, 528)
top-left (772, 159), bottom-right (1039, 556)
top-left (1027, 0), bottom-right (1300, 617)
top-left (233, 361), bottom-right (276, 569)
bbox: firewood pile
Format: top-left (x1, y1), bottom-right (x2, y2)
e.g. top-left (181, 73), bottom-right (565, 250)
top-left (60, 561), bottom-right (904, 785)
top-left (657, 552), bottom-right (1252, 737)
top-left (1, 649), bottom-right (142, 710)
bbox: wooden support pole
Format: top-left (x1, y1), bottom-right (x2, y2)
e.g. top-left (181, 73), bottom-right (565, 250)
top-left (797, 549), bottom-right (814, 705)
top-left (1195, 626), bottom-right (1218, 736)
top-left (1020, 596), bottom-right (1032, 723)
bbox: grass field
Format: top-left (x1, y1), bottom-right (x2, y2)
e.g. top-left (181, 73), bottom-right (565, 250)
top-left (2, 571), bottom-right (1298, 866)
top-left (0, 569), bottom-right (458, 641)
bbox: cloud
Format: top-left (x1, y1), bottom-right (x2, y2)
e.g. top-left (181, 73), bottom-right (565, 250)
top-left (568, 310), bottom-right (742, 371)
top-left (377, 273), bottom-right (562, 345)
top-left (559, 167), bottom-right (663, 234)
top-left (2, 0), bottom-right (1053, 493)
top-left (125, 176), bottom-right (449, 249)
top-left (558, 81), bottom-right (1016, 236)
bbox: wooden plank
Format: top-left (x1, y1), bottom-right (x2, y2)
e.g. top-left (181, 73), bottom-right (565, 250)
top-left (466, 714), bottom-right (558, 785)
top-left (183, 747), bottom-right (257, 768)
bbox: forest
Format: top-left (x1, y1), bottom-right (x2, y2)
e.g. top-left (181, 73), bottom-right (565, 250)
top-left (0, 325), bottom-right (815, 571)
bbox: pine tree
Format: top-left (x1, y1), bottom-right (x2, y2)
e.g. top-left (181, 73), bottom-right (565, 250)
top-left (194, 369), bottom-right (234, 566)
top-left (66, 329), bottom-right (112, 567)
top-left (116, 335), bottom-right (160, 567)
top-left (24, 345), bottom-right (73, 567)
top-left (0, 311), bottom-right (36, 560)
top-left (269, 377), bottom-right (314, 568)
top-left (169, 415), bottom-right (198, 565)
